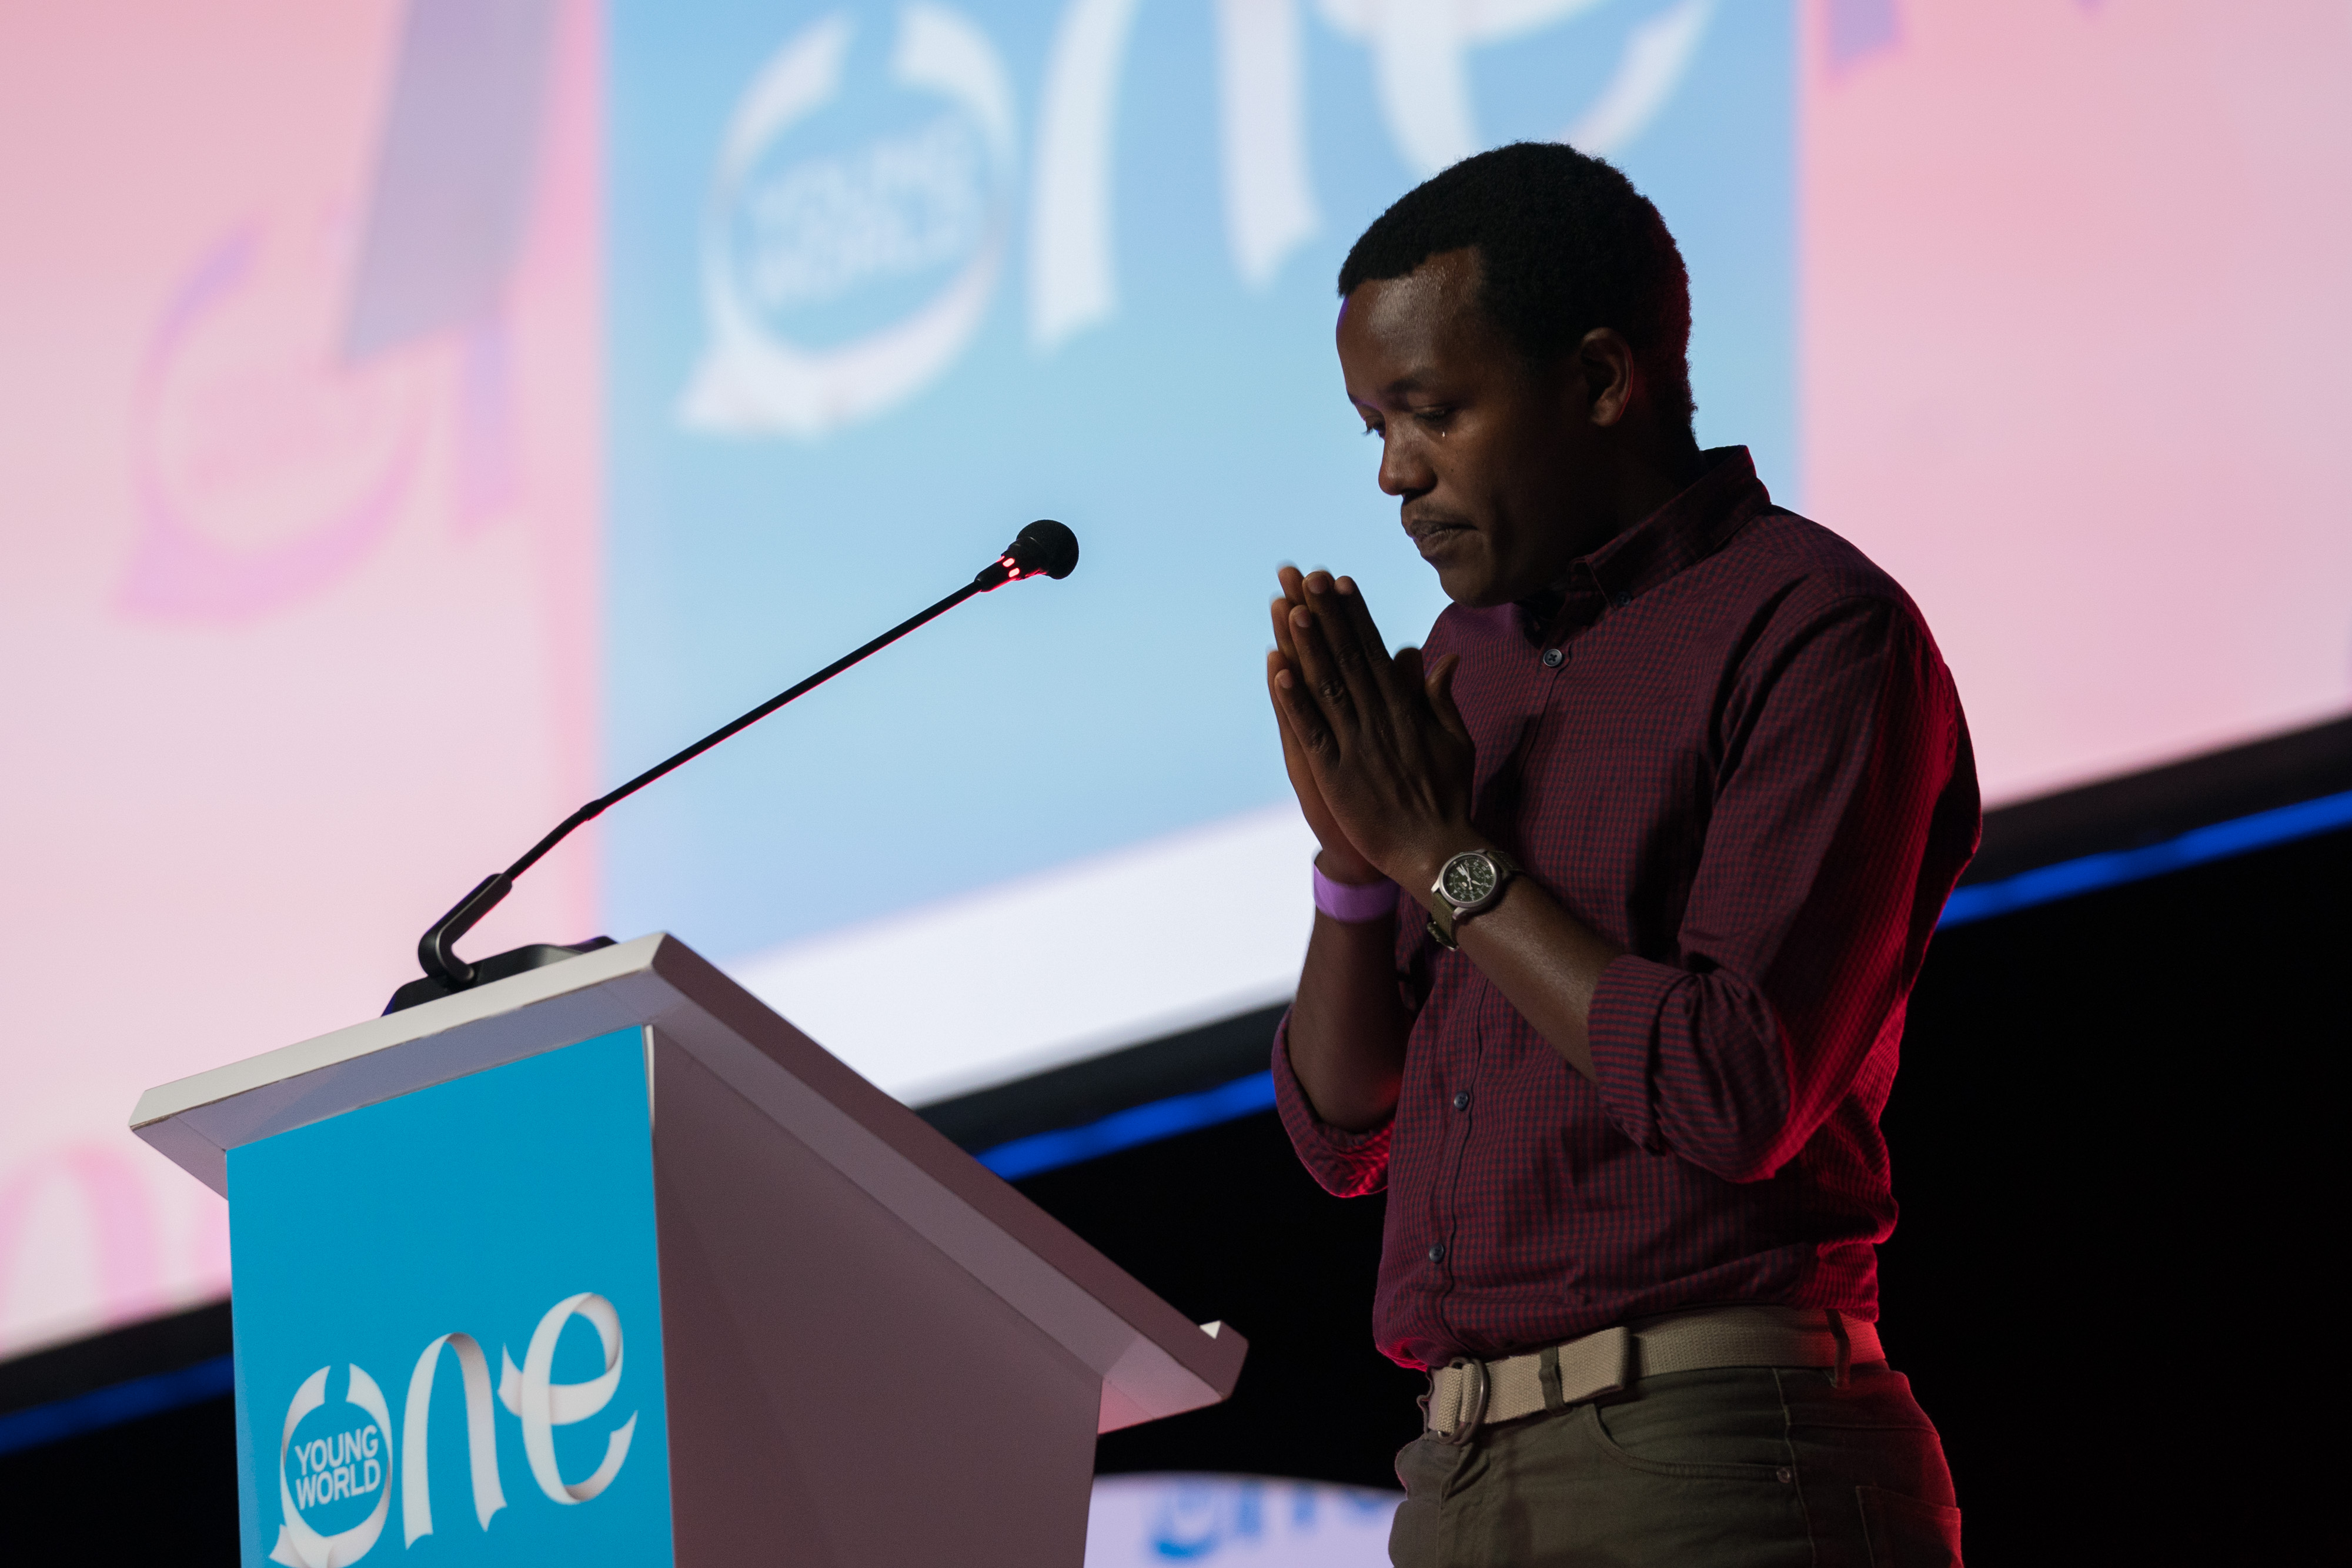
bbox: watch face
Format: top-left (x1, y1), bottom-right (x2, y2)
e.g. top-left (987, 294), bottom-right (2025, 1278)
top-left (1440, 852), bottom-right (1498, 907)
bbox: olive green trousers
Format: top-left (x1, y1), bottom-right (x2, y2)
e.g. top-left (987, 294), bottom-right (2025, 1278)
top-left (1389, 1362), bottom-right (1963, 1567)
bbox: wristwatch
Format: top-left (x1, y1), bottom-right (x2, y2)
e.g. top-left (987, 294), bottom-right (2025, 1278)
top-left (1425, 847), bottom-right (1522, 950)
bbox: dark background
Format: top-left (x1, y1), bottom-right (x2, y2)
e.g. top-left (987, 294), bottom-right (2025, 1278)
top-left (1083, 820), bottom-right (2344, 1563)
top-left (5, 724), bottom-right (2343, 1564)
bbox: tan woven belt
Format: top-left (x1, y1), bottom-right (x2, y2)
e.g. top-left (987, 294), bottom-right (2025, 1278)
top-left (1424, 1305), bottom-right (1883, 1443)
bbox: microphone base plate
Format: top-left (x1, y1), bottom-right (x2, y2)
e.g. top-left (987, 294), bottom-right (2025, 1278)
top-left (384, 937), bottom-right (616, 1015)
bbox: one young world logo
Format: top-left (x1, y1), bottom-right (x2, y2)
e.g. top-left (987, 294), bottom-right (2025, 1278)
top-left (267, 1293), bottom-right (637, 1567)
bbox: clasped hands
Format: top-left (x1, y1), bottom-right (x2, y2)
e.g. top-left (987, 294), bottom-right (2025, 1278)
top-left (1266, 566), bottom-right (1485, 904)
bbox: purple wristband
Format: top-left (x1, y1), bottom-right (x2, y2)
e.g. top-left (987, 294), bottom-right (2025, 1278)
top-left (1312, 861), bottom-right (1399, 922)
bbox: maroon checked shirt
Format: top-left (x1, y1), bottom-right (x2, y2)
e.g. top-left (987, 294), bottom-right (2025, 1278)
top-left (1271, 447), bottom-right (1980, 1371)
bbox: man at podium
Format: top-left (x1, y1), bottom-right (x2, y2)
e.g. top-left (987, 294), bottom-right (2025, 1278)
top-left (1262, 143), bottom-right (1977, 1567)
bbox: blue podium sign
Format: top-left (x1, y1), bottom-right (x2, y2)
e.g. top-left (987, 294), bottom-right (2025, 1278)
top-left (226, 1028), bottom-right (674, 1568)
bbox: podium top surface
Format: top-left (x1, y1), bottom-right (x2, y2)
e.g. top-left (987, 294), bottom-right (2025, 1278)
top-left (132, 934), bottom-right (698, 1166)
top-left (129, 934), bottom-right (1245, 1429)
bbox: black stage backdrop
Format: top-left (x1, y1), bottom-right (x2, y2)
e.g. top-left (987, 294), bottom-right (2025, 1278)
top-left (4, 822), bottom-right (2340, 1564)
top-left (1070, 821), bottom-right (2344, 1564)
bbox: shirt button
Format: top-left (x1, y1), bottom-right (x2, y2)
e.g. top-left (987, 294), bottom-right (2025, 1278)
top-left (1541, 647), bottom-right (1564, 668)
top-left (1427, 1243), bottom-right (1446, 1263)
top-left (1611, 591), bottom-right (1632, 609)
top-left (1452, 1090), bottom-right (1471, 1111)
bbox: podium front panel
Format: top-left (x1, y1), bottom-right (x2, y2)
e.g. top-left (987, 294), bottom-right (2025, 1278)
top-left (226, 1027), bottom-right (676, 1568)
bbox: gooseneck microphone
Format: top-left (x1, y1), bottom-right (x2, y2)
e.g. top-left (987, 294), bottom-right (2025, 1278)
top-left (387, 520), bottom-right (1080, 1014)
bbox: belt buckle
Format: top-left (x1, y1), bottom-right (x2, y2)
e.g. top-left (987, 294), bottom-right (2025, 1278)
top-left (1441, 1357), bottom-right (1489, 1446)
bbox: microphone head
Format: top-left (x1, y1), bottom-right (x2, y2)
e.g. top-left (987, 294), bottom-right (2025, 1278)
top-left (1007, 519), bottom-right (1080, 580)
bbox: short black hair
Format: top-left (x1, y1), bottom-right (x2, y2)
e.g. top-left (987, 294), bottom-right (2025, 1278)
top-left (1339, 142), bottom-right (1696, 446)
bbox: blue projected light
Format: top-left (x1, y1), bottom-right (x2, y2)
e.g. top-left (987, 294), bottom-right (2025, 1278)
top-left (978, 1071), bottom-right (1277, 1180)
top-left (0, 1354), bottom-right (234, 1457)
top-left (971, 794), bottom-right (2352, 1181)
top-left (9, 797), bottom-right (2334, 1462)
top-left (1937, 788), bottom-right (2352, 928)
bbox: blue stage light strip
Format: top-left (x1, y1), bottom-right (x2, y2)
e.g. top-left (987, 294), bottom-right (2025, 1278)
top-left (977, 1071), bottom-right (1278, 1181)
top-left (0, 1352), bottom-right (234, 1457)
top-left (1937, 787), bottom-right (2352, 928)
top-left (973, 790), bottom-right (2352, 1183)
top-left (8, 796), bottom-right (2343, 1455)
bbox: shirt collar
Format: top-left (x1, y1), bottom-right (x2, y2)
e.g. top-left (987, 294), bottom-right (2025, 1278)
top-left (1584, 444), bottom-right (1768, 603)
top-left (1519, 446), bottom-right (1770, 639)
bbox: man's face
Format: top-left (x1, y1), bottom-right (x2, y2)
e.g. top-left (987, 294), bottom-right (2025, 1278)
top-left (1337, 249), bottom-right (1608, 609)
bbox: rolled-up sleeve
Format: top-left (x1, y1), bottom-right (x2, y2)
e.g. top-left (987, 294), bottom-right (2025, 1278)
top-left (1586, 593), bottom-right (1966, 1183)
top-left (1269, 1007), bottom-right (1393, 1196)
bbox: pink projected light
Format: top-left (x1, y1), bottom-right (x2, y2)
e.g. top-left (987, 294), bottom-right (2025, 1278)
top-left (1803, 0), bottom-right (2352, 803)
top-left (4, 0), bottom-right (2348, 1362)
top-left (123, 215), bottom-right (429, 620)
top-left (0, 0), bottom-right (603, 1353)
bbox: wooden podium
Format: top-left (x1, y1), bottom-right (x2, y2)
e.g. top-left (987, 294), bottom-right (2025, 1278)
top-left (129, 934), bottom-right (1245, 1568)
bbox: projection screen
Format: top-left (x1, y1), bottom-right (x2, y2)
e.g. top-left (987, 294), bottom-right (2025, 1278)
top-left (1, 0), bottom-right (2345, 1353)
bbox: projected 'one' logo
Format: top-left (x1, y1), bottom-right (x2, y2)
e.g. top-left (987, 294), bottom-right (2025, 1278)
top-left (267, 1293), bottom-right (635, 1567)
top-left (676, 0), bottom-right (1719, 437)
top-left (679, 5), bottom-right (1018, 437)
top-left (125, 209), bottom-right (427, 623)
top-left (272, 1364), bottom-right (396, 1568)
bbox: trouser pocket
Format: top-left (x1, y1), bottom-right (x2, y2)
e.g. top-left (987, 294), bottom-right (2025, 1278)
top-left (1858, 1483), bottom-right (1965, 1567)
top-left (1388, 1432), bottom-right (1466, 1568)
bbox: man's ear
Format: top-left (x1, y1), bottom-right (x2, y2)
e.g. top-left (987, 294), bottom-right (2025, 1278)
top-left (1578, 328), bottom-right (1639, 429)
